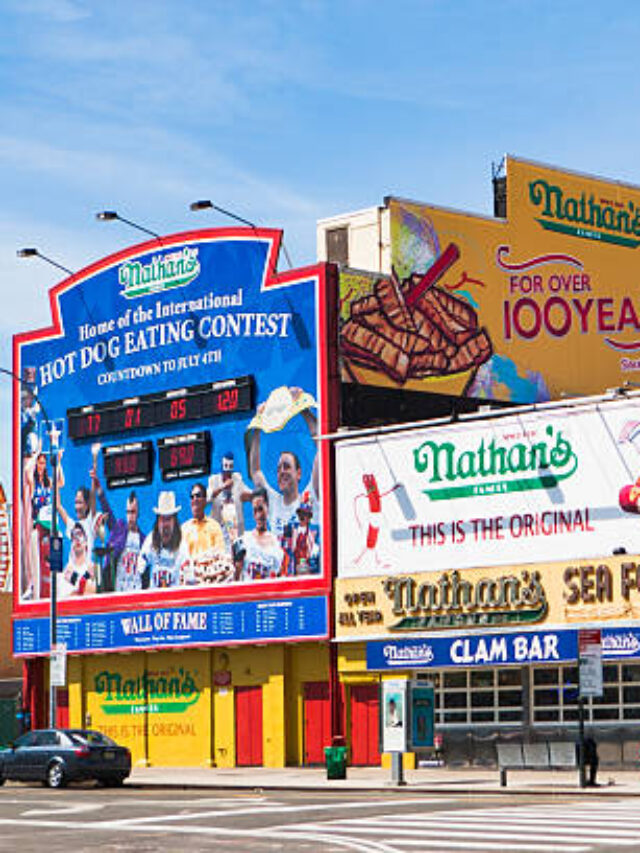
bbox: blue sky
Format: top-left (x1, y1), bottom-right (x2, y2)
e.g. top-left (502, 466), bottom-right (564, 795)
top-left (3, 0), bottom-right (640, 492)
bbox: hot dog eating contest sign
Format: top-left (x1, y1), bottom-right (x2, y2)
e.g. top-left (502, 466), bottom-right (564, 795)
top-left (339, 156), bottom-right (640, 403)
top-left (13, 228), bottom-right (336, 640)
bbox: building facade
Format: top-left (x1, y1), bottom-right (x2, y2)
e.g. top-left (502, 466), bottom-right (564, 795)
top-left (320, 156), bottom-right (640, 767)
top-left (13, 228), bottom-right (339, 766)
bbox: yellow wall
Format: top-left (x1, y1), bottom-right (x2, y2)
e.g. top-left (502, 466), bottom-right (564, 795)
top-left (83, 653), bottom-right (148, 765)
top-left (67, 641), bottom-right (329, 768)
top-left (146, 649), bottom-right (212, 767)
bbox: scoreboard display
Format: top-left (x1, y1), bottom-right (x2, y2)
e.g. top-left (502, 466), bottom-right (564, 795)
top-left (67, 375), bottom-right (254, 440)
top-left (102, 441), bottom-right (154, 488)
top-left (157, 432), bottom-right (211, 481)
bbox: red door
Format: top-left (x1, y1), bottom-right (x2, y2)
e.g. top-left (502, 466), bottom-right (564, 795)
top-left (350, 684), bottom-right (380, 766)
top-left (56, 688), bottom-right (69, 729)
top-left (304, 682), bottom-right (330, 765)
top-left (235, 686), bottom-right (263, 766)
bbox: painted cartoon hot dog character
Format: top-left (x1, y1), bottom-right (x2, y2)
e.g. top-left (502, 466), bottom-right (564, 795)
top-left (351, 473), bottom-right (400, 570)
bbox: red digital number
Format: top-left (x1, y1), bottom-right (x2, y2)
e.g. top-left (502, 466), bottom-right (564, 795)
top-left (217, 389), bottom-right (238, 412)
top-left (114, 453), bottom-right (138, 476)
top-left (85, 413), bottom-right (101, 435)
top-left (124, 406), bottom-right (141, 429)
top-left (169, 443), bottom-right (195, 469)
top-left (170, 399), bottom-right (187, 420)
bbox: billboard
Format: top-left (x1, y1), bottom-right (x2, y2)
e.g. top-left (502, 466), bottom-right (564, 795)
top-left (13, 228), bottom-right (336, 645)
top-left (335, 554), bottom-right (640, 640)
top-left (340, 157), bottom-right (640, 402)
top-left (336, 397), bottom-right (640, 580)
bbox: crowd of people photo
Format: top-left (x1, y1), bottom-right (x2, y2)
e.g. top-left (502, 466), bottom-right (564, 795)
top-left (20, 377), bottom-right (321, 601)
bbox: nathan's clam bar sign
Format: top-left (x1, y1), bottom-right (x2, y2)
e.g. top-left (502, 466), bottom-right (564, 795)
top-left (335, 395), bottom-right (640, 761)
top-left (337, 157), bottom-right (640, 403)
top-left (13, 228), bottom-right (336, 767)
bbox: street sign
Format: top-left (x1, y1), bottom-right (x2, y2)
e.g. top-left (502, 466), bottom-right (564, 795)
top-left (49, 536), bottom-right (63, 573)
top-left (50, 643), bottom-right (67, 687)
top-left (579, 628), bottom-right (603, 698)
top-left (40, 419), bottom-right (65, 454)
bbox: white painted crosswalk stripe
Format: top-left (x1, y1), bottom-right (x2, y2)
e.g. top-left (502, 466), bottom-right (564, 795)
top-left (285, 801), bottom-right (640, 852)
top-left (358, 817), bottom-right (640, 841)
top-left (285, 823), bottom-right (590, 852)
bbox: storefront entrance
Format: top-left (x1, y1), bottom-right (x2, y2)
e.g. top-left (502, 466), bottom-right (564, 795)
top-left (235, 685), bottom-right (263, 766)
top-left (303, 681), bottom-right (330, 765)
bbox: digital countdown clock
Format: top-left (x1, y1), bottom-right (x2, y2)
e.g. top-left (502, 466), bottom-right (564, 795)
top-left (102, 441), bottom-right (154, 489)
top-left (67, 375), bottom-right (254, 439)
top-left (158, 432), bottom-right (211, 481)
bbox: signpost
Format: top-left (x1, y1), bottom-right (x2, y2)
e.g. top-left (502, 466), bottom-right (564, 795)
top-left (49, 643), bottom-right (67, 688)
top-left (578, 628), bottom-right (602, 788)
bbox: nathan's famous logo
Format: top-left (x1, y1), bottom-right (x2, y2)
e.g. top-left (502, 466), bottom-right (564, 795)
top-left (118, 246), bottom-right (200, 299)
top-left (529, 178), bottom-right (640, 248)
top-left (413, 424), bottom-right (577, 501)
top-left (384, 569), bottom-right (547, 631)
top-left (94, 668), bottom-right (199, 715)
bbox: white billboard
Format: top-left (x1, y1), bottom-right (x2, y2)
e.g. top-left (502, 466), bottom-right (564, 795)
top-left (336, 398), bottom-right (640, 578)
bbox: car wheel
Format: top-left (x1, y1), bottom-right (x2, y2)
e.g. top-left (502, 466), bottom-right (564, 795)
top-left (46, 761), bottom-right (66, 789)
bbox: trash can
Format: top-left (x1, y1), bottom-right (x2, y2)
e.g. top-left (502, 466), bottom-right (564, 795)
top-left (324, 745), bottom-right (347, 780)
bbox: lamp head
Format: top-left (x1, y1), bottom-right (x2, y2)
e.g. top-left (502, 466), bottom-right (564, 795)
top-left (189, 200), bottom-right (213, 211)
top-left (17, 248), bottom-right (39, 258)
top-left (96, 211), bottom-right (119, 221)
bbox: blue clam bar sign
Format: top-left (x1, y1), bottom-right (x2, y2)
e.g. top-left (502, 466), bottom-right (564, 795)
top-left (366, 627), bottom-right (640, 669)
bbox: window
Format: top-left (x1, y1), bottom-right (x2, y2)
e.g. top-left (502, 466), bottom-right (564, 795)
top-left (532, 662), bottom-right (640, 725)
top-left (325, 227), bottom-right (349, 266)
top-left (34, 731), bottom-right (58, 746)
top-left (434, 667), bottom-right (523, 727)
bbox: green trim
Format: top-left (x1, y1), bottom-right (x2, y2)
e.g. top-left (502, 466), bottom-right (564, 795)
top-left (536, 218), bottom-right (640, 248)
top-left (423, 471), bottom-right (572, 501)
top-left (101, 695), bottom-right (200, 715)
top-left (390, 604), bottom-right (548, 632)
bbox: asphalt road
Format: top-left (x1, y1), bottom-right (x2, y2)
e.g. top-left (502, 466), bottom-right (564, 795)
top-left (0, 785), bottom-right (638, 852)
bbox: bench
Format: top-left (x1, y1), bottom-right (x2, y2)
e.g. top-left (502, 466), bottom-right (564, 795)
top-left (496, 741), bottom-right (577, 786)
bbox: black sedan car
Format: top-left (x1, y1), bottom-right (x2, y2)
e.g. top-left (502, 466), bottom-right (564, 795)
top-left (0, 728), bottom-right (131, 788)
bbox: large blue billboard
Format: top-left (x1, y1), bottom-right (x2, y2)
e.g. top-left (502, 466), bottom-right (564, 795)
top-left (13, 228), bottom-right (336, 642)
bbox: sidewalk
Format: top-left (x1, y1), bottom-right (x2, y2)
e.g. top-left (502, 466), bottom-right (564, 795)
top-left (128, 764), bottom-right (640, 795)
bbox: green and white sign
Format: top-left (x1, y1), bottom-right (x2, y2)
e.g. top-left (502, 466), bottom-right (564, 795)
top-left (337, 397), bottom-right (640, 578)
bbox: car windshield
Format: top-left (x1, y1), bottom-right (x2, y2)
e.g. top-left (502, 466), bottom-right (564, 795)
top-left (66, 730), bottom-right (117, 747)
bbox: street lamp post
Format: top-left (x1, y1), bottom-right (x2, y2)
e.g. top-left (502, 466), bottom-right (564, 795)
top-left (189, 199), bottom-right (293, 268)
top-left (95, 211), bottom-right (162, 241)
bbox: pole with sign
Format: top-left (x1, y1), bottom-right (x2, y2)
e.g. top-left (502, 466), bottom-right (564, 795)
top-left (46, 420), bottom-right (65, 728)
top-left (578, 628), bottom-right (602, 788)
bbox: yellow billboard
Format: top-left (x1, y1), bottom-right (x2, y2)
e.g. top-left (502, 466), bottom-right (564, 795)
top-left (340, 156), bottom-right (640, 402)
top-left (335, 555), bottom-right (640, 641)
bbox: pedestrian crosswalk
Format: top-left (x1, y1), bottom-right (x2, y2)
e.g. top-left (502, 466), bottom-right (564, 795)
top-left (282, 801), bottom-right (640, 852)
